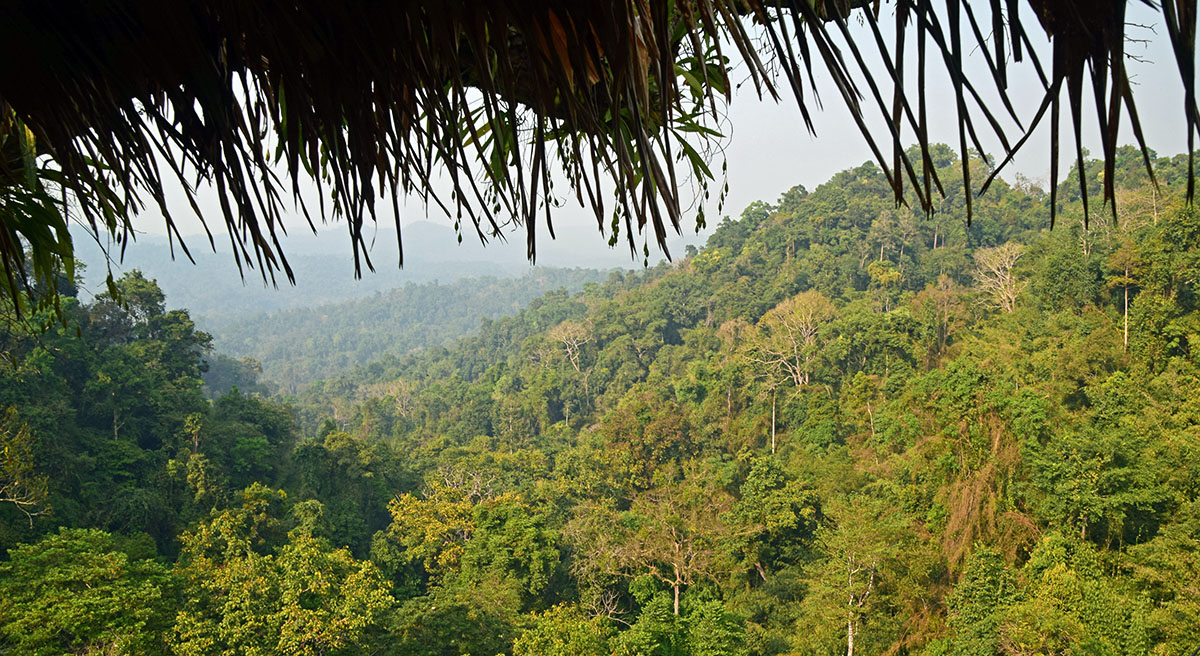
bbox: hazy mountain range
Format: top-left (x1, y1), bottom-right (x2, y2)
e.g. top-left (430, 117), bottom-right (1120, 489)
top-left (74, 220), bottom-right (704, 333)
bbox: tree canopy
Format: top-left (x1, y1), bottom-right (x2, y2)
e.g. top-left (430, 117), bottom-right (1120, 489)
top-left (3, 149), bottom-right (1200, 654)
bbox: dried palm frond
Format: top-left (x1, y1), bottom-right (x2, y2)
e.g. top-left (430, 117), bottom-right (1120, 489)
top-left (0, 0), bottom-right (1195, 314)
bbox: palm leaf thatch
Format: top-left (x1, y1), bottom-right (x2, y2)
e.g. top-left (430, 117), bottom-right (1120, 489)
top-left (0, 0), bottom-right (1196, 314)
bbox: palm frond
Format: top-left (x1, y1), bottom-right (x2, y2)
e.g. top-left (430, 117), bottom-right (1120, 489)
top-left (0, 0), bottom-right (1195, 313)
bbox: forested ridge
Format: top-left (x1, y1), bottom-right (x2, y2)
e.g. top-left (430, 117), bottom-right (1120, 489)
top-left (1, 147), bottom-right (1198, 655)
top-left (207, 268), bottom-right (610, 392)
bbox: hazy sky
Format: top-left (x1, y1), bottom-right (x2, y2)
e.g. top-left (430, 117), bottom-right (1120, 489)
top-left (716, 2), bottom-right (1187, 219)
top-left (133, 3), bottom-right (1195, 270)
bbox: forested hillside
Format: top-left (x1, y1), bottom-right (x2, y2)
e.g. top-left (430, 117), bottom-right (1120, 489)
top-left (2, 147), bottom-right (1198, 655)
top-left (208, 268), bottom-right (610, 392)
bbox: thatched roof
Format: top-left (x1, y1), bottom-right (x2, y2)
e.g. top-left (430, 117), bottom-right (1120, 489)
top-left (0, 0), bottom-right (1197, 311)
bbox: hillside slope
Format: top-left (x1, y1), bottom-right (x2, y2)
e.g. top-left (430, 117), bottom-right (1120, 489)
top-left (211, 267), bottom-right (610, 391)
top-left (4, 148), bottom-right (1198, 656)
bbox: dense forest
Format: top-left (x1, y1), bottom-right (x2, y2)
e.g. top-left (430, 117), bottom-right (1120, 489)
top-left (1, 147), bottom-right (1198, 655)
top-left (209, 268), bottom-right (609, 392)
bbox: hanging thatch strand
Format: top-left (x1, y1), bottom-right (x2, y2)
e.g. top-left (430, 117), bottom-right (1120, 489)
top-left (0, 0), bottom-right (1196, 313)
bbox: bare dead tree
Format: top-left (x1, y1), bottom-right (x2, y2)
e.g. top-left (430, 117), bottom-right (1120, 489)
top-left (582, 589), bottom-right (631, 626)
top-left (549, 320), bottom-right (595, 405)
top-left (973, 243), bottom-right (1027, 313)
top-left (549, 320), bottom-right (592, 373)
top-left (431, 466), bottom-right (497, 504)
top-left (746, 290), bottom-right (837, 388)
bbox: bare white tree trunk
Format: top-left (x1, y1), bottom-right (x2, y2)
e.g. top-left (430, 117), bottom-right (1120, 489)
top-left (770, 388), bottom-right (777, 454)
top-left (1123, 274), bottom-right (1129, 352)
top-left (847, 615), bottom-right (855, 656)
top-left (847, 557), bottom-right (856, 656)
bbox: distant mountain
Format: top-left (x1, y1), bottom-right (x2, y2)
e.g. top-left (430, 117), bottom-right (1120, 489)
top-left (207, 267), bottom-right (611, 392)
top-left (74, 220), bottom-right (705, 333)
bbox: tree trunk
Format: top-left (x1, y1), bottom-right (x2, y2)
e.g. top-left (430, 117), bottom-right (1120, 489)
top-left (847, 557), bottom-right (854, 656)
top-left (1123, 276), bottom-right (1129, 352)
top-left (673, 584), bottom-right (681, 616)
top-left (847, 614), bottom-right (855, 656)
top-left (770, 388), bottom-right (777, 454)
top-left (726, 385), bottom-right (733, 422)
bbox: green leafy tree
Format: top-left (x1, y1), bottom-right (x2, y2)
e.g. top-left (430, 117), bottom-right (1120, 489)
top-left (1127, 501), bottom-right (1200, 652)
top-left (794, 495), bottom-right (925, 656)
top-left (389, 585), bottom-right (519, 656)
top-left (725, 456), bottom-right (820, 583)
top-left (172, 488), bottom-right (393, 656)
top-left (512, 605), bottom-right (613, 656)
top-left (1022, 372), bottom-right (1169, 544)
top-left (376, 479), bottom-right (496, 586)
top-left (611, 593), bottom-right (682, 656)
top-left (568, 471), bottom-right (732, 616)
top-left (943, 547), bottom-right (1019, 656)
top-left (912, 274), bottom-right (968, 367)
top-left (997, 534), bottom-right (1149, 656)
top-left (683, 600), bottom-right (747, 656)
top-left (0, 528), bottom-right (175, 655)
